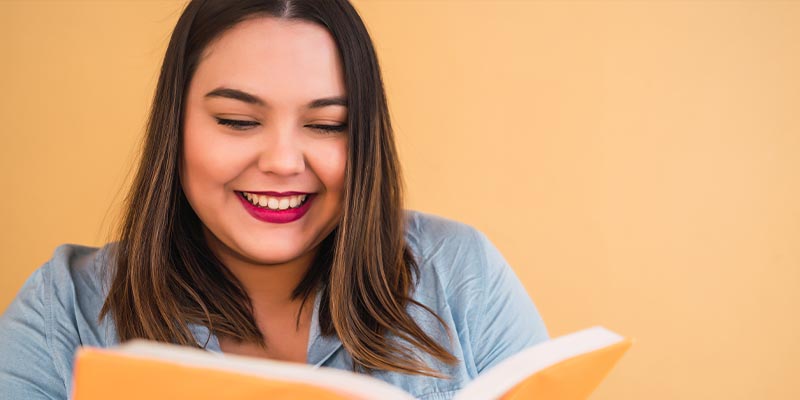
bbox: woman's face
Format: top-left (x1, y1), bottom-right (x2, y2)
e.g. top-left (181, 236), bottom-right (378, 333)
top-left (181, 17), bottom-right (348, 268)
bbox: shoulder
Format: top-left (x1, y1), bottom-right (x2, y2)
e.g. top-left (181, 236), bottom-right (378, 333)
top-left (403, 209), bottom-right (483, 263)
top-left (401, 209), bottom-right (548, 374)
top-left (6, 242), bottom-right (114, 320)
top-left (0, 243), bottom-right (118, 397)
top-left (44, 242), bottom-right (114, 290)
top-left (403, 209), bottom-right (495, 293)
top-left (43, 243), bottom-right (117, 343)
top-left (36, 243), bottom-right (115, 325)
top-left (404, 209), bottom-right (477, 245)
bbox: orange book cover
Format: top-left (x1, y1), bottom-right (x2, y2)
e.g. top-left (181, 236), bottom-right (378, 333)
top-left (71, 326), bottom-right (632, 400)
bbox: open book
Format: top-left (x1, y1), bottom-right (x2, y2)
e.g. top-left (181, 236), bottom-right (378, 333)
top-left (71, 326), bottom-right (632, 400)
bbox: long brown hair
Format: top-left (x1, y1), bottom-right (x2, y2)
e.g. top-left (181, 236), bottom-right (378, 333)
top-left (99, 0), bottom-right (457, 377)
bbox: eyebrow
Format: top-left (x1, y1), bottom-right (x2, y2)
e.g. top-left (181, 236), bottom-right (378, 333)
top-left (204, 87), bottom-right (347, 109)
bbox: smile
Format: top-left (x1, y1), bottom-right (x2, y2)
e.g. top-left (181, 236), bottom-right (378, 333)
top-left (239, 191), bottom-right (309, 210)
top-left (236, 191), bottom-right (316, 224)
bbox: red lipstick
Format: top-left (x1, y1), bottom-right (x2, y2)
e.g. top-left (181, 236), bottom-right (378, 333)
top-left (236, 191), bottom-right (314, 224)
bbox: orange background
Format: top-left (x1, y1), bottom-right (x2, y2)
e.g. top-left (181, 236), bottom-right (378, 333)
top-left (1, 1), bottom-right (798, 399)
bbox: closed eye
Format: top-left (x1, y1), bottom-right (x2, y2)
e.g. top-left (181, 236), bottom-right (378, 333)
top-left (215, 117), bottom-right (260, 130)
top-left (306, 124), bottom-right (347, 134)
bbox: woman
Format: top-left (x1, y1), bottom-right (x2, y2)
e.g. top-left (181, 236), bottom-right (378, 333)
top-left (0, 1), bottom-right (548, 399)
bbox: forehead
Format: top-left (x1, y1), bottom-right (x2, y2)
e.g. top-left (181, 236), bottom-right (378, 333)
top-left (192, 17), bottom-right (346, 103)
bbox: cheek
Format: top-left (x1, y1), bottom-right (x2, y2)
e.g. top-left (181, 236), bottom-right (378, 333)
top-left (309, 138), bottom-right (347, 193)
top-left (181, 118), bottom-right (252, 197)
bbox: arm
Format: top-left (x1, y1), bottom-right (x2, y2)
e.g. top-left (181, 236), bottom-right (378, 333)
top-left (0, 265), bottom-right (67, 400)
top-left (469, 229), bottom-right (549, 373)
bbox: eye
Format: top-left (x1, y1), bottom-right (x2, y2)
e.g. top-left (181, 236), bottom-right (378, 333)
top-left (306, 124), bottom-right (347, 134)
top-left (215, 117), bottom-right (260, 130)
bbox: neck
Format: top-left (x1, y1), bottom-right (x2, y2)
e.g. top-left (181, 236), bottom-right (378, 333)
top-left (225, 253), bottom-right (315, 309)
top-left (203, 230), bottom-right (317, 311)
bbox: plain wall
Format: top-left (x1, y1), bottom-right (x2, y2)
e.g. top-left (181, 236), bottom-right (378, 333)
top-left (1, 1), bottom-right (798, 398)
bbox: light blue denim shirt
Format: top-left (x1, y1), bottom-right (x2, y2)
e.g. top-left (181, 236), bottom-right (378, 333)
top-left (0, 210), bottom-right (548, 400)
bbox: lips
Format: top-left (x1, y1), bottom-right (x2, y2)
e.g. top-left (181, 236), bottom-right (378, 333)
top-left (239, 191), bottom-right (309, 210)
top-left (236, 191), bottom-right (315, 224)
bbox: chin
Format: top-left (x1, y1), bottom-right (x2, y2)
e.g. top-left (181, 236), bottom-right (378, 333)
top-left (236, 240), bottom-right (310, 266)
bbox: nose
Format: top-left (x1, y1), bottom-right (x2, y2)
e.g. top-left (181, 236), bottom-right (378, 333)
top-left (256, 126), bottom-right (305, 176)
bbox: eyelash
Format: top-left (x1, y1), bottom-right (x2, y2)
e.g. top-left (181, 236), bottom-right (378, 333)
top-left (215, 118), bottom-right (347, 134)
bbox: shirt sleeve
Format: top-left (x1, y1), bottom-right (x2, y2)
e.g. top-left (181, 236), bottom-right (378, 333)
top-left (0, 263), bottom-right (67, 400)
top-left (469, 228), bottom-right (549, 373)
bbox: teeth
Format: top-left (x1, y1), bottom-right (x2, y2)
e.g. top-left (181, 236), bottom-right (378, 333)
top-left (241, 192), bottom-right (309, 210)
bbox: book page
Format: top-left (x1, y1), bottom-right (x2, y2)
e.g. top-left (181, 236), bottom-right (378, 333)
top-left (454, 327), bottom-right (631, 400)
